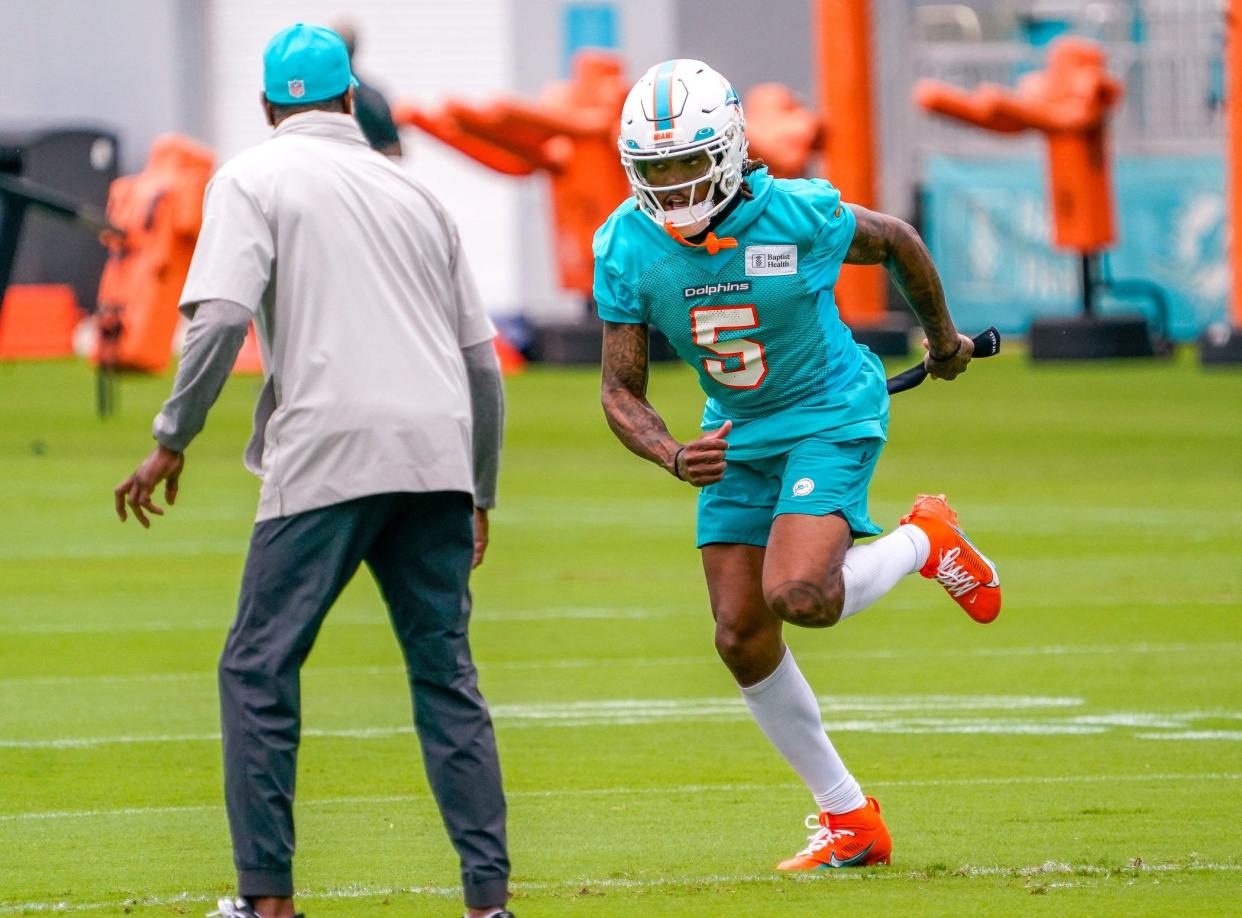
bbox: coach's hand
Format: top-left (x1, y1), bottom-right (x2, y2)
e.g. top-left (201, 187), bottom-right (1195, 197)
top-left (923, 332), bottom-right (974, 381)
top-left (114, 445), bottom-right (184, 528)
top-left (472, 507), bottom-right (489, 569)
top-left (673, 420), bottom-right (732, 487)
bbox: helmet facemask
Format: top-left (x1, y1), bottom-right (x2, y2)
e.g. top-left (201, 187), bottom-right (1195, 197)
top-left (621, 125), bottom-right (746, 236)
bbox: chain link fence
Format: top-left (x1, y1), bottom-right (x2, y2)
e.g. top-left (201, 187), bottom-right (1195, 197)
top-left (875, 0), bottom-right (1226, 212)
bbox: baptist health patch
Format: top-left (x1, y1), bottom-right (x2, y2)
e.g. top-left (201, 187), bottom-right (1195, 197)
top-left (744, 245), bottom-right (797, 276)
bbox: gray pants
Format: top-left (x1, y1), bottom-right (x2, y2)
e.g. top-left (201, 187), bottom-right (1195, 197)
top-left (218, 490), bottom-right (509, 908)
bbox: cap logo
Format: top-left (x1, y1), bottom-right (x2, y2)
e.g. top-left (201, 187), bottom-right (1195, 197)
top-left (288, 79), bottom-right (305, 99)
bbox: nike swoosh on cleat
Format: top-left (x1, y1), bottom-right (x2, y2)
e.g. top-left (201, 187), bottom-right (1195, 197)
top-left (826, 842), bottom-right (876, 868)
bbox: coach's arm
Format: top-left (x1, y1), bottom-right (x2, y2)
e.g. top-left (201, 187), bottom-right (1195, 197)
top-left (114, 299), bottom-right (251, 527)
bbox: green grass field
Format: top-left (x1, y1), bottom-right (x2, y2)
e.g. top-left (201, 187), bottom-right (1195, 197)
top-left (1, 349), bottom-right (1240, 917)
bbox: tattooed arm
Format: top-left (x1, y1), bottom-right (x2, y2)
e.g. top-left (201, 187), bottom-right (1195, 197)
top-left (601, 321), bottom-right (679, 471)
top-left (600, 321), bottom-right (730, 486)
top-left (844, 204), bottom-right (973, 379)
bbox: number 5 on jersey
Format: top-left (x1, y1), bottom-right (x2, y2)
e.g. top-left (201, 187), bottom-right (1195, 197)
top-left (690, 305), bottom-right (769, 389)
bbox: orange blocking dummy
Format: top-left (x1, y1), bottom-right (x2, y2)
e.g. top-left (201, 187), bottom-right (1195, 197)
top-left (742, 83), bottom-right (822, 179)
top-left (96, 134), bottom-right (214, 372)
top-left (0, 284), bottom-right (79, 359)
top-left (396, 51), bottom-right (631, 297)
top-left (915, 37), bottom-right (1124, 253)
top-left (397, 54), bottom-right (829, 302)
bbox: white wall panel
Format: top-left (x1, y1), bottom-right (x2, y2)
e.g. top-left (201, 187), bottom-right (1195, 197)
top-left (207, 0), bottom-right (522, 312)
top-left (0, 0), bottom-right (205, 172)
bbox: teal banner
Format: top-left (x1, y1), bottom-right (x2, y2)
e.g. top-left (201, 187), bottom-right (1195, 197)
top-left (923, 155), bottom-right (1227, 340)
top-left (562, 3), bottom-right (618, 78)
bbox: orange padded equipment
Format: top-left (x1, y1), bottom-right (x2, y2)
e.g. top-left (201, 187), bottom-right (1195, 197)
top-left (1230, 0), bottom-right (1242, 328)
top-left (0, 284), bottom-right (79, 359)
top-left (95, 134), bottom-right (215, 372)
top-left (815, 0), bottom-right (887, 326)
top-left (742, 84), bottom-right (823, 179)
top-left (397, 52), bottom-right (839, 302)
top-left (396, 52), bottom-right (631, 297)
top-left (915, 37), bottom-right (1124, 253)
top-left (493, 333), bottom-right (526, 375)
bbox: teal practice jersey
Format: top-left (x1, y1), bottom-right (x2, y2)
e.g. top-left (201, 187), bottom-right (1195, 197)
top-left (593, 167), bottom-right (889, 461)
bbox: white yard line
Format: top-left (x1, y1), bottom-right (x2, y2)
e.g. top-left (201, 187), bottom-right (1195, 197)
top-left (0, 539), bottom-right (244, 562)
top-left (4, 641), bottom-right (1240, 688)
top-left (1138, 731), bottom-right (1242, 741)
top-left (0, 693), bottom-right (1081, 749)
top-left (3, 595), bottom-right (1240, 636)
top-left (0, 608), bottom-right (665, 636)
top-left (4, 694), bottom-right (1241, 748)
top-left (2, 860), bottom-right (1240, 913)
top-left (3, 771), bottom-right (1240, 825)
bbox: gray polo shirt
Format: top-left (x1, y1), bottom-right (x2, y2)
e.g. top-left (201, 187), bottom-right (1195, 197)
top-left (180, 111), bottom-right (495, 521)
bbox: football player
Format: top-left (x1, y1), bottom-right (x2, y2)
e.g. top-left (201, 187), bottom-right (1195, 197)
top-left (595, 59), bottom-right (1002, 869)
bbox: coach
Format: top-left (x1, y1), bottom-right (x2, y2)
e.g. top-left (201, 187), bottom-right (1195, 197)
top-left (114, 23), bottom-right (512, 918)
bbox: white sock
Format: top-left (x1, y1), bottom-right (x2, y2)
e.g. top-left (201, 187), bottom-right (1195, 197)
top-left (839, 524), bottom-right (930, 620)
top-left (740, 648), bottom-right (867, 814)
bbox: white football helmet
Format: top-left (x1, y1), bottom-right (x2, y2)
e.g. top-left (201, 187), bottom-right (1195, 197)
top-left (618, 59), bottom-right (748, 236)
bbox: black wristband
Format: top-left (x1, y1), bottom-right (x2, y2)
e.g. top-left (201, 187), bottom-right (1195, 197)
top-left (672, 446), bottom-right (687, 480)
top-left (929, 338), bottom-right (962, 362)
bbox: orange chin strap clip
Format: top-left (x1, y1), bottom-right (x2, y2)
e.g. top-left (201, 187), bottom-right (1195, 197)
top-left (664, 222), bottom-right (738, 256)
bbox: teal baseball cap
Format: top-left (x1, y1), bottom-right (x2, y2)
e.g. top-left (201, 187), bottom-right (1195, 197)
top-left (263, 23), bottom-right (358, 105)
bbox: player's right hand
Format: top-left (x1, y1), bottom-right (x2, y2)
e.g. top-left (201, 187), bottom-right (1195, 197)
top-left (675, 420), bottom-right (732, 487)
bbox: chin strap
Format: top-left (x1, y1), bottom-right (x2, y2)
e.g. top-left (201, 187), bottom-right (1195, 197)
top-left (664, 222), bottom-right (738, 256)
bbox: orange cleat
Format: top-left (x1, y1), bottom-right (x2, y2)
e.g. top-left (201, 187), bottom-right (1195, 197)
top-left (900, 494), bottom-right (1001, 623)
top-left (775, 797), bottom-right (892, 870)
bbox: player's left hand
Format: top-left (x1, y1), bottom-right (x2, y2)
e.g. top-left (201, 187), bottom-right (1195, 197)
top-left (114, 445), bottom-right (185, 528)
top-left (675, 420), bottom-right (732, 487)
top-left (922, 332), bottom-right (974, 381)
top-left (472, 507), bottom-right (489, 569)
